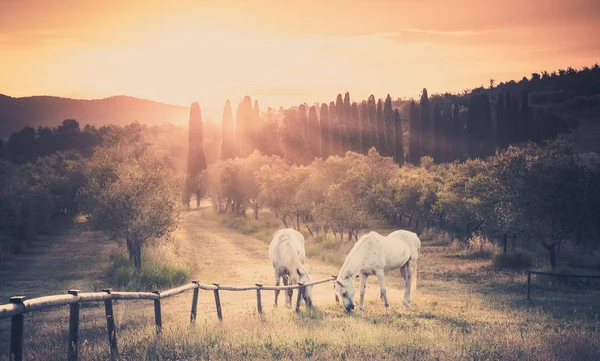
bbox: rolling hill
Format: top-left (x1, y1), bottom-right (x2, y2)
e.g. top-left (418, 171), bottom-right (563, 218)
top-left (0, 94), bottom-right (190, 138)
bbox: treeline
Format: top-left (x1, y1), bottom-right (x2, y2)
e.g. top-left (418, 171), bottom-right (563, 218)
top-left (184, 64), bottom-right (600, 174)
top-left (201, 142), bottom-right (600, 268)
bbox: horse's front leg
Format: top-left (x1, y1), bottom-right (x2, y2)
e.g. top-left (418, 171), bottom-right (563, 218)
top-left (402, 259), bottom-right (415, 308)
top-left (375, 269), bottom-right (389, 308)
top-left (282, 275), bottom-right (292, 308)
top-left (359, 273), bottom-right (368, 310)
top-left (274, 271), bottom-right (281, 307)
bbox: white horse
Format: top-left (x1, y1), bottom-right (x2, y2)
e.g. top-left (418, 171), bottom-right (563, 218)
top-left (269, 228), bottom-right (313, 308)
top-left (336, 230), bottom-right (420, 312)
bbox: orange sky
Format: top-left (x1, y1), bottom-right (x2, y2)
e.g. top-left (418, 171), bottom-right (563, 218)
top-left (1, 0), bottom-right (599, 119)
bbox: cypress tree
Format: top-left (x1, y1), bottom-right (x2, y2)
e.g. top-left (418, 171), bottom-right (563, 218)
top-left (298, 103), bottom-right (308, 151)
top-left (367, 95), bottom-right (377, 153)
top-left (350, 102), bottom-right (360, 153)
top-left (408, 101), bottom-right (420, 164)
top-left (252, 99), bottom-right (263, 154)
top-left (359, 100), bottom-right (369, 154)
top-left (419, 89), bottom-right (433, 158)
top-left (308, 105), bottom-right (321, 159)
top-left (383, 94), bottom-right (394, 157)
top-left (393, 108), bottom-right (404, 165)
top-left (521, 90), bottom-right (534, 142)
top-left (319, 103), bottom-right (331, 158)
top-left (432, 103), bottom-right (444, 163)
top-left (221, 100), bottom-right (236, 160)
top-left (496, 94), bottom-right (508, 149)
top-left (376, 98), bottom-right (384, 154)
top-left (443, 106), bottom-right (453, 162)
top-left (481, 93), bottom-right (495, 157)
top-left (330, 100), bottom-right (341, 156)
top-left (452, 103), bottom-right (462, 161)
top-left (188, 102), bottom-right (207, 176)
top-left (466, 95), bottom-right (479, 158)
top-left (236, 96), bottom-right (254, 157)
top-left (505, 92), bottom-right (515, 144)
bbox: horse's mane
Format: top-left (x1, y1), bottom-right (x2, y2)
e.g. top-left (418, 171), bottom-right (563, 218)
top-left (338, 231), bottom-right (380, 280)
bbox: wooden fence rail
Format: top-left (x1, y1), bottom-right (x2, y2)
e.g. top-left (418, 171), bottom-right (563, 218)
top-left (0, 276), bottom-right (336, 361)
top-left (526, 270), bottom-right (600, 301)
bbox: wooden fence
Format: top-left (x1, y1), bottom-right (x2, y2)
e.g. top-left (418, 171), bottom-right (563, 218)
top-left (0, 276), bottom-right (336, 361)
top-left (526, 270), bottom-right (600, 301)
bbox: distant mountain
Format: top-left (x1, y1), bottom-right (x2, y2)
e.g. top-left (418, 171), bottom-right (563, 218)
top-left (0, 94), bottom-right (190, 138)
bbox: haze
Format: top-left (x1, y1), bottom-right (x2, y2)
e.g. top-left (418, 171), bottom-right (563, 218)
top-left (1, 0), bottom-right (599, 111)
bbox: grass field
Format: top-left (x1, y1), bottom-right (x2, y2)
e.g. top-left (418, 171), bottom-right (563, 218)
top-left (1, 208), bottom-right (599, 360)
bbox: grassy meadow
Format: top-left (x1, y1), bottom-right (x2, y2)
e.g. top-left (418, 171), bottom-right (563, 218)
top-left (1, 208), bottom-right (600, 360)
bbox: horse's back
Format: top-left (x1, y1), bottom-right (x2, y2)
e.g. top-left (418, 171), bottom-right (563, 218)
top-left (269, 228), bottom-right (306, 268)
top-left (388, 230), bottom-right (421, 258)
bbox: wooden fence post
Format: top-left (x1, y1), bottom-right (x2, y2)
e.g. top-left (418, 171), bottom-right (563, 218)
top-left (9, 296), bottom-right (26, 361)
top-left (527, 272), bottom-right (532, 302)
top-left (68, 289), bottom-right (81, 361)
top-left (213, 283), bottom-right (222, 321)
top-left (255, 284), bottom-right (263, 314)
top-left (190, 281), bottom-right (199, 325)
top-left (295, 283), bottom-right (304, 312)
top-left (152, 291), bottom-right (162, 335)
top-left (102, 289), bottom-right (118, 360)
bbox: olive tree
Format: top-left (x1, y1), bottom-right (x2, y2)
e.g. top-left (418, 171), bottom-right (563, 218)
top-left (78, 129), bottom-right (181, 270)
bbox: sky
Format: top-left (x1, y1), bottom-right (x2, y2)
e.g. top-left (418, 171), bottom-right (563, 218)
top-left (1, 0), bottom-right (599, 119)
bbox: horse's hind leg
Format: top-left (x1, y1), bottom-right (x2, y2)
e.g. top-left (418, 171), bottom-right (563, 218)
top-left (375, 270), bottom-right (389, 308)
top-left (359, 273), bottom-right (368, 310)
top-left (402, 259), bottom-right (415, 308)
top-left (274, 271), bottom-right (281, 307)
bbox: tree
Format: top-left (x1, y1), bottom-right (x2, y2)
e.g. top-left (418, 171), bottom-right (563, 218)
top-left (376, 99), bottom-right (385, 154)
top-left (281, 107), bottom-right (308, 164)
top-left (451, 103), bottom-right (462, 161)
top-left (432, 103), bottom-right (445, 163)
top-left (419, 89), bottom-right (433, 158)
top-left (480, 93), bottom-right (495, 158)
top-left (359, 100), bottom-right (369, 154)
top-left (78, 128), bottom-right (181, 270)
top-left (236, 96), bottom-right (254, 157)
top-left (383, 95), bottom-right (394, 157)
top-left (187, 102), bottom-right (207, 205)
top-left (308, 106), bottom-right (321, 158)
top-left (330, 100), bottom-right (342, 156)
top-left (319, 103), bottom-right (331, 158)
top-left (350, 102), bottom-right (361, 153)
top-left (368, 95), bottom-right (378, 153)
top-left (466, 95), bottom-right (480, 158)
top-left (408, 101), bottom-right (420, 164)
top-left (496, 94), bottom-right (509, 150)
top-left (393, 109), bottom-right (404, 165)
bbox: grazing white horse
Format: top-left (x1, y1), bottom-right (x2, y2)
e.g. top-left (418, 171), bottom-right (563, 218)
top-left (336, 230), bottom-right (420, 312)
top-left (269, 228), bottom-right (313, 308)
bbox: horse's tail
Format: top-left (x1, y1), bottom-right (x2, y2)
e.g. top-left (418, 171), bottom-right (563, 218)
top-left (411, 259), bottom-right (418, 295)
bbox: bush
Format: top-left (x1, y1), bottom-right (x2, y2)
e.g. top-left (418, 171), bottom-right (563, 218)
top-left (420, 227), bottom-right (452, 245)
top-left (465, 233), bottom-right (499, 258)
top-left (108, 251), bottom-right (191, 291)
top-left (492, 249), bottom-right (535, 269)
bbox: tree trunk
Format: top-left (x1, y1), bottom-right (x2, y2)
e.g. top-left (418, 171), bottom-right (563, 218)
top-left (296, 213), bottom-right (300, 230)
top-left (253, 204), bottom-right (259, 220)
top-left (543, 242), bottom-right (557, 269)
top-left (408, 216), bottom-right (412, 228)
top-left (133, 244), bottom-right (142, 270)
top-left (415, 219), bottom-right (420, 233)
top-left (512, 233), bottom-right (516, 251)
top-left (502, 233), bottom-right (508, 256)
top-left (281, 216), bottom-right (288, 228)
top-left (302, 216), bottom-right (314, 237)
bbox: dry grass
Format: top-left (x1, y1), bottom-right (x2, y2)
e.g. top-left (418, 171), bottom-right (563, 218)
top-left (1, 209), bottom-right (600, 360)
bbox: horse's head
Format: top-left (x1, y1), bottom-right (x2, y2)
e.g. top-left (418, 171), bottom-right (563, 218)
top-left (336, 274), bottom-right (356, 312)
top-left (298, 267), bottom-right (313, 308)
